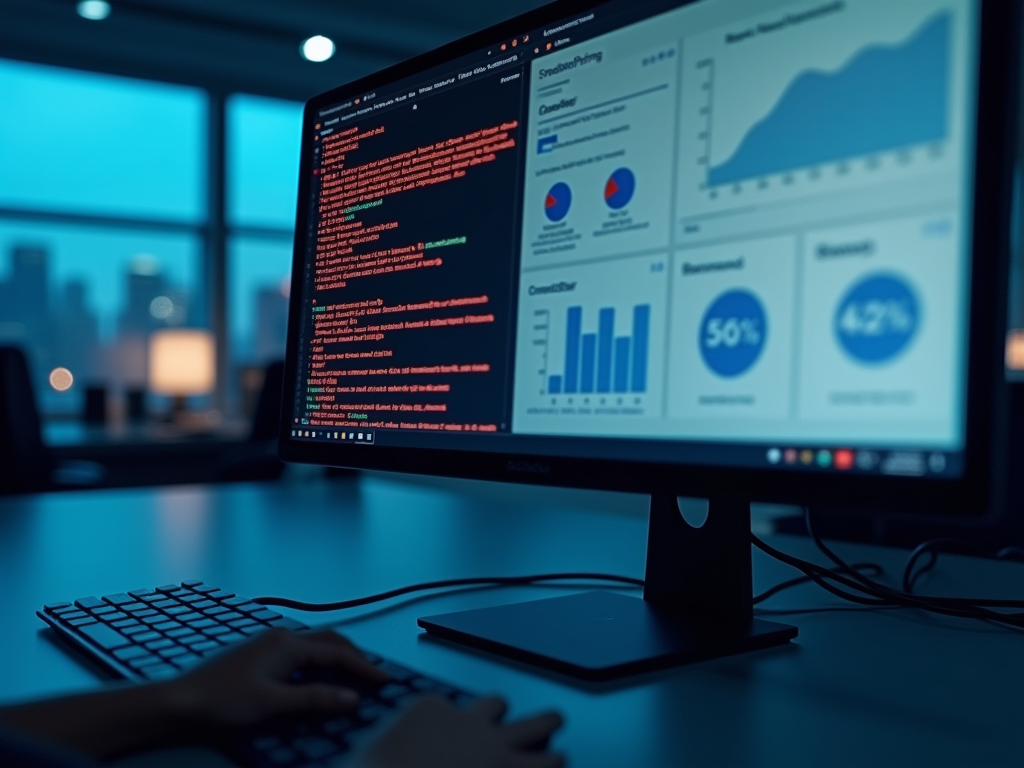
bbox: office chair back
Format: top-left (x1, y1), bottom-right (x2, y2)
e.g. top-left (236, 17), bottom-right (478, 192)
top-left (249, 360), bottom-right (285, 442)
top-left (0, 347), bottom-right (54, 493)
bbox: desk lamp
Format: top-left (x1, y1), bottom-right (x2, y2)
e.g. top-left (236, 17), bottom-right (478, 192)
top-left (148, 329), bottom-right (215, 421)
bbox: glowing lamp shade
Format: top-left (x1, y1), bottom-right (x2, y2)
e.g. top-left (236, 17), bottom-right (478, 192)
top-left (149, 329), bottom-right (216, 397)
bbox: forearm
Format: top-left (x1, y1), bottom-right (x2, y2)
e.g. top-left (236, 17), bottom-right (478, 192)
top-left (0, 681), bottom-right (199, 760)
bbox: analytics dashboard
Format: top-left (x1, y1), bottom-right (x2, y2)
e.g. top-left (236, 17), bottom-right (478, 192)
top-left (290, 0), bottom-right (980, 477)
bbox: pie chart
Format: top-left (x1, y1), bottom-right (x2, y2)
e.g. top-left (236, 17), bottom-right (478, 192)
top-left (544, 182), bottom-right (572, 222)
top-left (604, 167), bottom-right (635, 209)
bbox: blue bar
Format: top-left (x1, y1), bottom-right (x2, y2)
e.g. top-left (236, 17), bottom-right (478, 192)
top-left (613, 337), bottom-right (630, 393)
top-left (597, 307), bottom-right (615, 393)
top-left (548, 375), bottom-right (562, 394)
top-left (564, 306), bottom-right (582, 393)
top-left (580, 334), bottom-right (596, 393)
top-left (631, 305), bottom-right (650, 393)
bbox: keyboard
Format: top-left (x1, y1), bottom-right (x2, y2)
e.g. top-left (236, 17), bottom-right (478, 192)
top-left (38, 580), bottom-right (477, 767)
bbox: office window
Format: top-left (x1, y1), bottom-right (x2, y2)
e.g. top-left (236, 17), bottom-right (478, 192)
top-left (226, 94), bottom-right (301, 412)
top-left (0, 59), bottom-right (207, 417)
top-left (228, 94), bottom-right (303, 229)
top-left (0, 222), bottom-right (203, 413)
top-left (0, 59), bottom-right (206, 222)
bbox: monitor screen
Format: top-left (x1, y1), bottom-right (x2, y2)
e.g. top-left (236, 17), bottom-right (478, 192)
top-left (287, 0), bottom-right (981, 481)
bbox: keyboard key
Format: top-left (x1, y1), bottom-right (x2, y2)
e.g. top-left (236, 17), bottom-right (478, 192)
top-left (69, 617), bottom-right (98, 627)
top-left (236, 603), bottom-right (264, 614)
top-left (377, 662), bottom-right (417, 682)
top-left (128, 588), bottom-right (157, 599)
top-left (202, 606), bottom-right (228, 616)
top-left (153, 621), bottom-right (183, 632)
top-left (192, 600), bottom-right (217, 610)
top-left (131, 631), bottom-right (162, 644)
top-left (180, 594), bottom-right (205, 603)
top-left (102, 593), bottom-right (133, 606)
top-left (377, 683), bottom-right (409, 702)
top-left (269, 617), bottom-right (307, 631)
top-left (181, 580), bottom-right (204, 588)
top-left (158, 646), bottom-right (189, 659)
top-left (168, 589), bottom-right (189, 598)
top-left (142, 614), bottom-right (170, 625)
top-left (265, 747), bottom-right (298, 765)
top-left (227, 618), bottom-right (257, 629)
top-left (202, 626), bottom-right (232, 637)
top-left (152, 599), bottom-right (178, 610)
top-left (142, 664), bottom-right (178, 680)
top-left (121, 602), bottom-right (148, 613)
top-left (121, 624), bottom-right (151, 636)
top-left (61, 611), bottom-right (88, 622)
top-left (241, 624), bottom-right (269, 636)
top-left (91, 606), bottom-right (117, 616)
top-left (165, 627), bottom-right (193, 638)
top-left (44, 602), bottom-right (72, 612)
top-left (133, 609), bottom-right (158, 619)
top-left (144, 639), bottom-right (175, 651)
top-left (75, 597), bottom-right (104, 610)
top-left (208, 590), bottom-right (235, 600)
top-left (189, 641), bottom-right (220, 654)
top-left (294, 736), bottom-right (338, 760)
top-left (176, 633), bottom-right (207, 645)
top-left (322, 716), bottom-right (356, 736)
top-left (78, 622), bottom-right (131, 650)
top-left (172, 654), bottom-right (202, 669)
top-left (113, 645), bottom-right (152, 661)
top-left (193, 585), bottom-right (220, 594)
top-left (98, 612), bottom-right (128, 623)
top-left (175, 612), bottom-right (202, 623)
top-left (217, 612), bottom-right (243, 623)
top-left (139, 593), bottom-right (165, 603)
top-left (251, 609), bottom-right (282, 622)
top-left (128, 655), bottom-right (162, 669)
top-left (217, 632), bottom-right (246, 645)
top-left (222, 596), bottom-right (251, 607)
top-left (187, 618), bottom-right (217, 629)
top-left (110, 618), bottom-right (140, 629)
top-left (164, 605), bottom-right (192, 616)
top-left (156, 584), bottom-right (180, 593)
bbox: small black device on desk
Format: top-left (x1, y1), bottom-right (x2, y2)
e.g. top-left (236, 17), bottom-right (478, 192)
top-left (38, 581), bottom-right (476, 768)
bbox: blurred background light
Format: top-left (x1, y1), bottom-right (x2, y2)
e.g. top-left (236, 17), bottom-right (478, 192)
top-left (49, 367), bottom-right (74, 392)
top-left (301, 36), bottom-right (336, 63)
top-left (76, 1), bottom-right (112, 21)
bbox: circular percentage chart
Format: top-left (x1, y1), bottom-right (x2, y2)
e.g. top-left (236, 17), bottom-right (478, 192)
top-left (604, 167), bottom-right (636, 209)
top-left (544, 182), bottom-right (572, 222)
top-left (834, 273), bottom-right (919, 364)
top-left (699, 289), bottom-right (767, 377)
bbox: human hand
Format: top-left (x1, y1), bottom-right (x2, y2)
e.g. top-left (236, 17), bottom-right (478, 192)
top-left (163, 628), bottom-right (389, 728)
top-left (358, 695), bottom-right (564, 768)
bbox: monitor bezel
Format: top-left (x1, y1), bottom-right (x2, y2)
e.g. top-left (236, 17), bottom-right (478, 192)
top-left (279, 0), bottom-right (1017, 515)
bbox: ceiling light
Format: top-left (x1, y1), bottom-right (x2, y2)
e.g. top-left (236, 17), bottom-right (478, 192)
top-left (301, 35), bottom-right (336, 63)
top-left (77, 1), bottom-right (111, 20)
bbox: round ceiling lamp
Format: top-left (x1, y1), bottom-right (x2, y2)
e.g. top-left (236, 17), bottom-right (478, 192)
top-left (301, 35), bottom-right (336, 63)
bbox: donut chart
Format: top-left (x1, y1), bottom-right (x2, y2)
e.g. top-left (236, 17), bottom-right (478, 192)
top-left (544, 182), bottom-right (572, 222)
top-left (834, 273), bottom-right (919, 364)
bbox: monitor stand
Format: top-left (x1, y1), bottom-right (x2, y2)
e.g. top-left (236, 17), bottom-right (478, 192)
top-left (418, 494), bottom-right (798, 681)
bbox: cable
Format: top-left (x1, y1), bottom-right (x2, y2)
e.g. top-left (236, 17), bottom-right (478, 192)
top-left (252, 513), bottom-right (1024, 630)
top-left (792, 507), bottom-right (1024, 628)
top-left (903, 538), bottom-right (1024, 593)
top-left (252, 573), bottom-right (644, 612)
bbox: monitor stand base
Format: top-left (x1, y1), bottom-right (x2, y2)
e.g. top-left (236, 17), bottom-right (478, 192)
top-left (418, 494), bottom-right (798, 681)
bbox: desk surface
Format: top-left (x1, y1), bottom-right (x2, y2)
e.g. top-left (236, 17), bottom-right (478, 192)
top-left (1, 474), bottom-right (1021, 767)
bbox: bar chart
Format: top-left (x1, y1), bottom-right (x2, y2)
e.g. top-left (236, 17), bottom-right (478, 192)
top-left (547, 304), bottom-right (651, 396)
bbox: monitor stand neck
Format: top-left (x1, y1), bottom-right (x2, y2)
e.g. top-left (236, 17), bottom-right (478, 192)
top-left (644, 494), bottom-right (753, 627)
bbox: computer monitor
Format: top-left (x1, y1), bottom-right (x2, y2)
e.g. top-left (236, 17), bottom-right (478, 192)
top-left (281, 0), bottom-right (1016, 678)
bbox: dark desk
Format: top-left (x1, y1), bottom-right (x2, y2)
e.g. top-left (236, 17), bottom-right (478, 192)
top-left (1, 475), bottom-right (1021, 766)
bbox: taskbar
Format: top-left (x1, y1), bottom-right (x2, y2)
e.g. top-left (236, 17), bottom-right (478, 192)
top-left (288, 427), bottom-right (961, 479)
